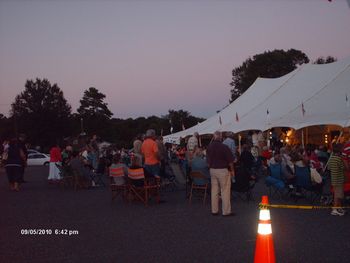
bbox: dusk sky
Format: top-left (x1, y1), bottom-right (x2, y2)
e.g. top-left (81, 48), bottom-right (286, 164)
top-left (0, 0), bottom-right (349, 119)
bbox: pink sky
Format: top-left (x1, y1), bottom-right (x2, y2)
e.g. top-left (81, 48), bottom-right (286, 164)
top-left (1, 0), bottom-right (350, 119)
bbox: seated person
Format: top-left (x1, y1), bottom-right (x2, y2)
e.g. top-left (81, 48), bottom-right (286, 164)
top-left (128, 159), bottom-right (156, 187)
top-left (305, 145), bottom-right (321, 171)
top-left (291, 150), bottom-right (308, 168)
top-left (190, 147), bottom-right (210, 185)
top-left (260, 146), bottom-right (272, 167)
top-left (240, 144), bottom-right (256, 180)
top-left (69, 151), bottom-right (96, 187)
top-left (269, 152), bottom-right (294, 184)
top-left (316, 145), bottom-right (329, 166)
top-left (109, 153), bottom-right (127, 186)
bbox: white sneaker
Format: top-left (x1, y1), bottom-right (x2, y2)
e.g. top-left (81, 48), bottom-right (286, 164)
top-left (338, 208), bottom-right (346, 214)
top-left (331, 209), bottom-right (345, 216)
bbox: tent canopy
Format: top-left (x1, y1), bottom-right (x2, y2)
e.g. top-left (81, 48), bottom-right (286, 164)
top-left (164, 57), bottom-right (350, 144)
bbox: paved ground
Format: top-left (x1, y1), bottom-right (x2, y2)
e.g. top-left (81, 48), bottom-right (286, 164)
top-left (1, 166), bottom-right (349, 263)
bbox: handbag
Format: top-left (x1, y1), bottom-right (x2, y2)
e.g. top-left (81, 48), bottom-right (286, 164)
top-left (310, 168), bottom-right (322, 184)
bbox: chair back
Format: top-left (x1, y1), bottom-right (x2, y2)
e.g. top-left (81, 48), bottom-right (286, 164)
top-left (127, 168), bottom-right (145, 180)
top-left (109, 166), bottom-right (125, 178)
top-left (190, 171), bottom-right (208, 186)
top-left (269, 163), bottom-right (282, 181)
top-left (295, 166), bottom-right (312, 188)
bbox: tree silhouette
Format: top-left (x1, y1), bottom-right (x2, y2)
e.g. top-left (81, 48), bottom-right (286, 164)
top-left (11, 78), bottom-right (71, 146)
top-left (77, 87), bottom-right (113, 137)
top-left (230, 49), bottom-right (309, 102)
top-left (314, 56), bottom-right (337, 64)
top-left (164, 109), bottom-right (204, 134)
top-left (77, 87), bottom-right (112, 119)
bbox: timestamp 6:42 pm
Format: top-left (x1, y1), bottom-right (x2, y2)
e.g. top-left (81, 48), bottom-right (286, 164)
top-left (55, 229), bottom-right (79, 236)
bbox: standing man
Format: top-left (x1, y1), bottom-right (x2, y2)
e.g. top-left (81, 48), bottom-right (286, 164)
top-left (141, 129), bottom-right (160, 179)
top-left (223, 132), bottom-right (237, 162)
top-left (207, 131), bottom-right (235, 216)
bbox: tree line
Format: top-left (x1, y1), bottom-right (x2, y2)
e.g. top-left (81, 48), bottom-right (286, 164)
top-left (0, 49), bottom-right (335, 149)
top-left (0, 81), bottom-right (204, 149)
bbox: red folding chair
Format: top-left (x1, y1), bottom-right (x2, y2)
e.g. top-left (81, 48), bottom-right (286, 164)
top-left (127, 167), bottom-right (160, 206)
top-left (109, 166), bottom-right (128, 202)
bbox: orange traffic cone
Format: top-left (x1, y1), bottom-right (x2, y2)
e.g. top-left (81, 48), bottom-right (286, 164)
top-left (254, 195), bottom-right (275, 263)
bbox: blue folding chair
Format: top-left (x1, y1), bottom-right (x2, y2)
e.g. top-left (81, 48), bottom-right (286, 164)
top-left (265, 163), bottom-right (286, 199)
top-left (294, 166), bottom-right (322, 203)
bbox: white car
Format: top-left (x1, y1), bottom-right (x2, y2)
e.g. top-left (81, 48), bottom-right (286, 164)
top-left (27, 153), bottom-right (50, 166)
top-left (28, 149), bottom-right (41, 155)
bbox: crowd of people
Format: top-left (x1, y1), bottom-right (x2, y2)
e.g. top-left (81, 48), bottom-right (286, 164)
top-left (1, 129), bottom-right (350, 218)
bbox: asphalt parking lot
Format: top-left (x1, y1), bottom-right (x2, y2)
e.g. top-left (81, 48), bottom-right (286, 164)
top-left (1, 166), bottom-right (349, 263)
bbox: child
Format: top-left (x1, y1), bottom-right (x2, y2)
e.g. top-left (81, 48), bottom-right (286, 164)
top-left (328, 144), bottom-right (345, 216)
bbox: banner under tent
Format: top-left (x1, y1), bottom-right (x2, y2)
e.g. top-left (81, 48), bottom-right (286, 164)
top-left (163, 57), bottom-right (350, 144)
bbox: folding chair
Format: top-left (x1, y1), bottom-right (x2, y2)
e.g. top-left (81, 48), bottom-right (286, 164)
top-left (265, 163), bottom-right (286, 199)
top-left (188, 171), bottom-right (209, 205)
top-left (109, 166), bottom-right (128, 202)
top-left (232, 165), bottom-right (255, 202)
top-left (127, 168), bottom-right (160, 206)
top-left (294, 166), bottom-right (322, 203)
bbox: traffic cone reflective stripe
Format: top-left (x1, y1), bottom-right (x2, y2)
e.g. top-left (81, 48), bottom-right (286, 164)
top-left (254, 196), bottom-right (275, 263)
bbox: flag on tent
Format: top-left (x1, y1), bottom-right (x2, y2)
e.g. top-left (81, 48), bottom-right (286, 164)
top-left (266, 108), bottom-right (270, 123)
top-left (219, 116), bottom-right (222, 125)
top-left (235, 112), bottom-right (239, 122)
top-left (301, 103), bottom-right (306, 116)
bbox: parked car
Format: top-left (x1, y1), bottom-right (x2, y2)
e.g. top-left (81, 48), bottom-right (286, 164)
top-left (28, 149), bottom-right (40, 155)
top-left (27, 153), bottom-right (50, 166)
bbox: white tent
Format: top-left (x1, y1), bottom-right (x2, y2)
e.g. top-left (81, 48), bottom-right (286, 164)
top-left (164, 57), bottom-right (350, 144)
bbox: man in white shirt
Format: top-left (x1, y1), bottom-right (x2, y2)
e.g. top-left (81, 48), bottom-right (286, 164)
top-left (223, 132), bottom-right (236, 161)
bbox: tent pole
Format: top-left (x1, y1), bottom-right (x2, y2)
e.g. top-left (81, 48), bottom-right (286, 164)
top-left (301, 129), bottom-right (305, 149)
top-left (199, 135), bottom-right (202, 147)
top-left (238, 133), bottom-right (242, 154)
top-left (267, 129), bottom-right (271, 148)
